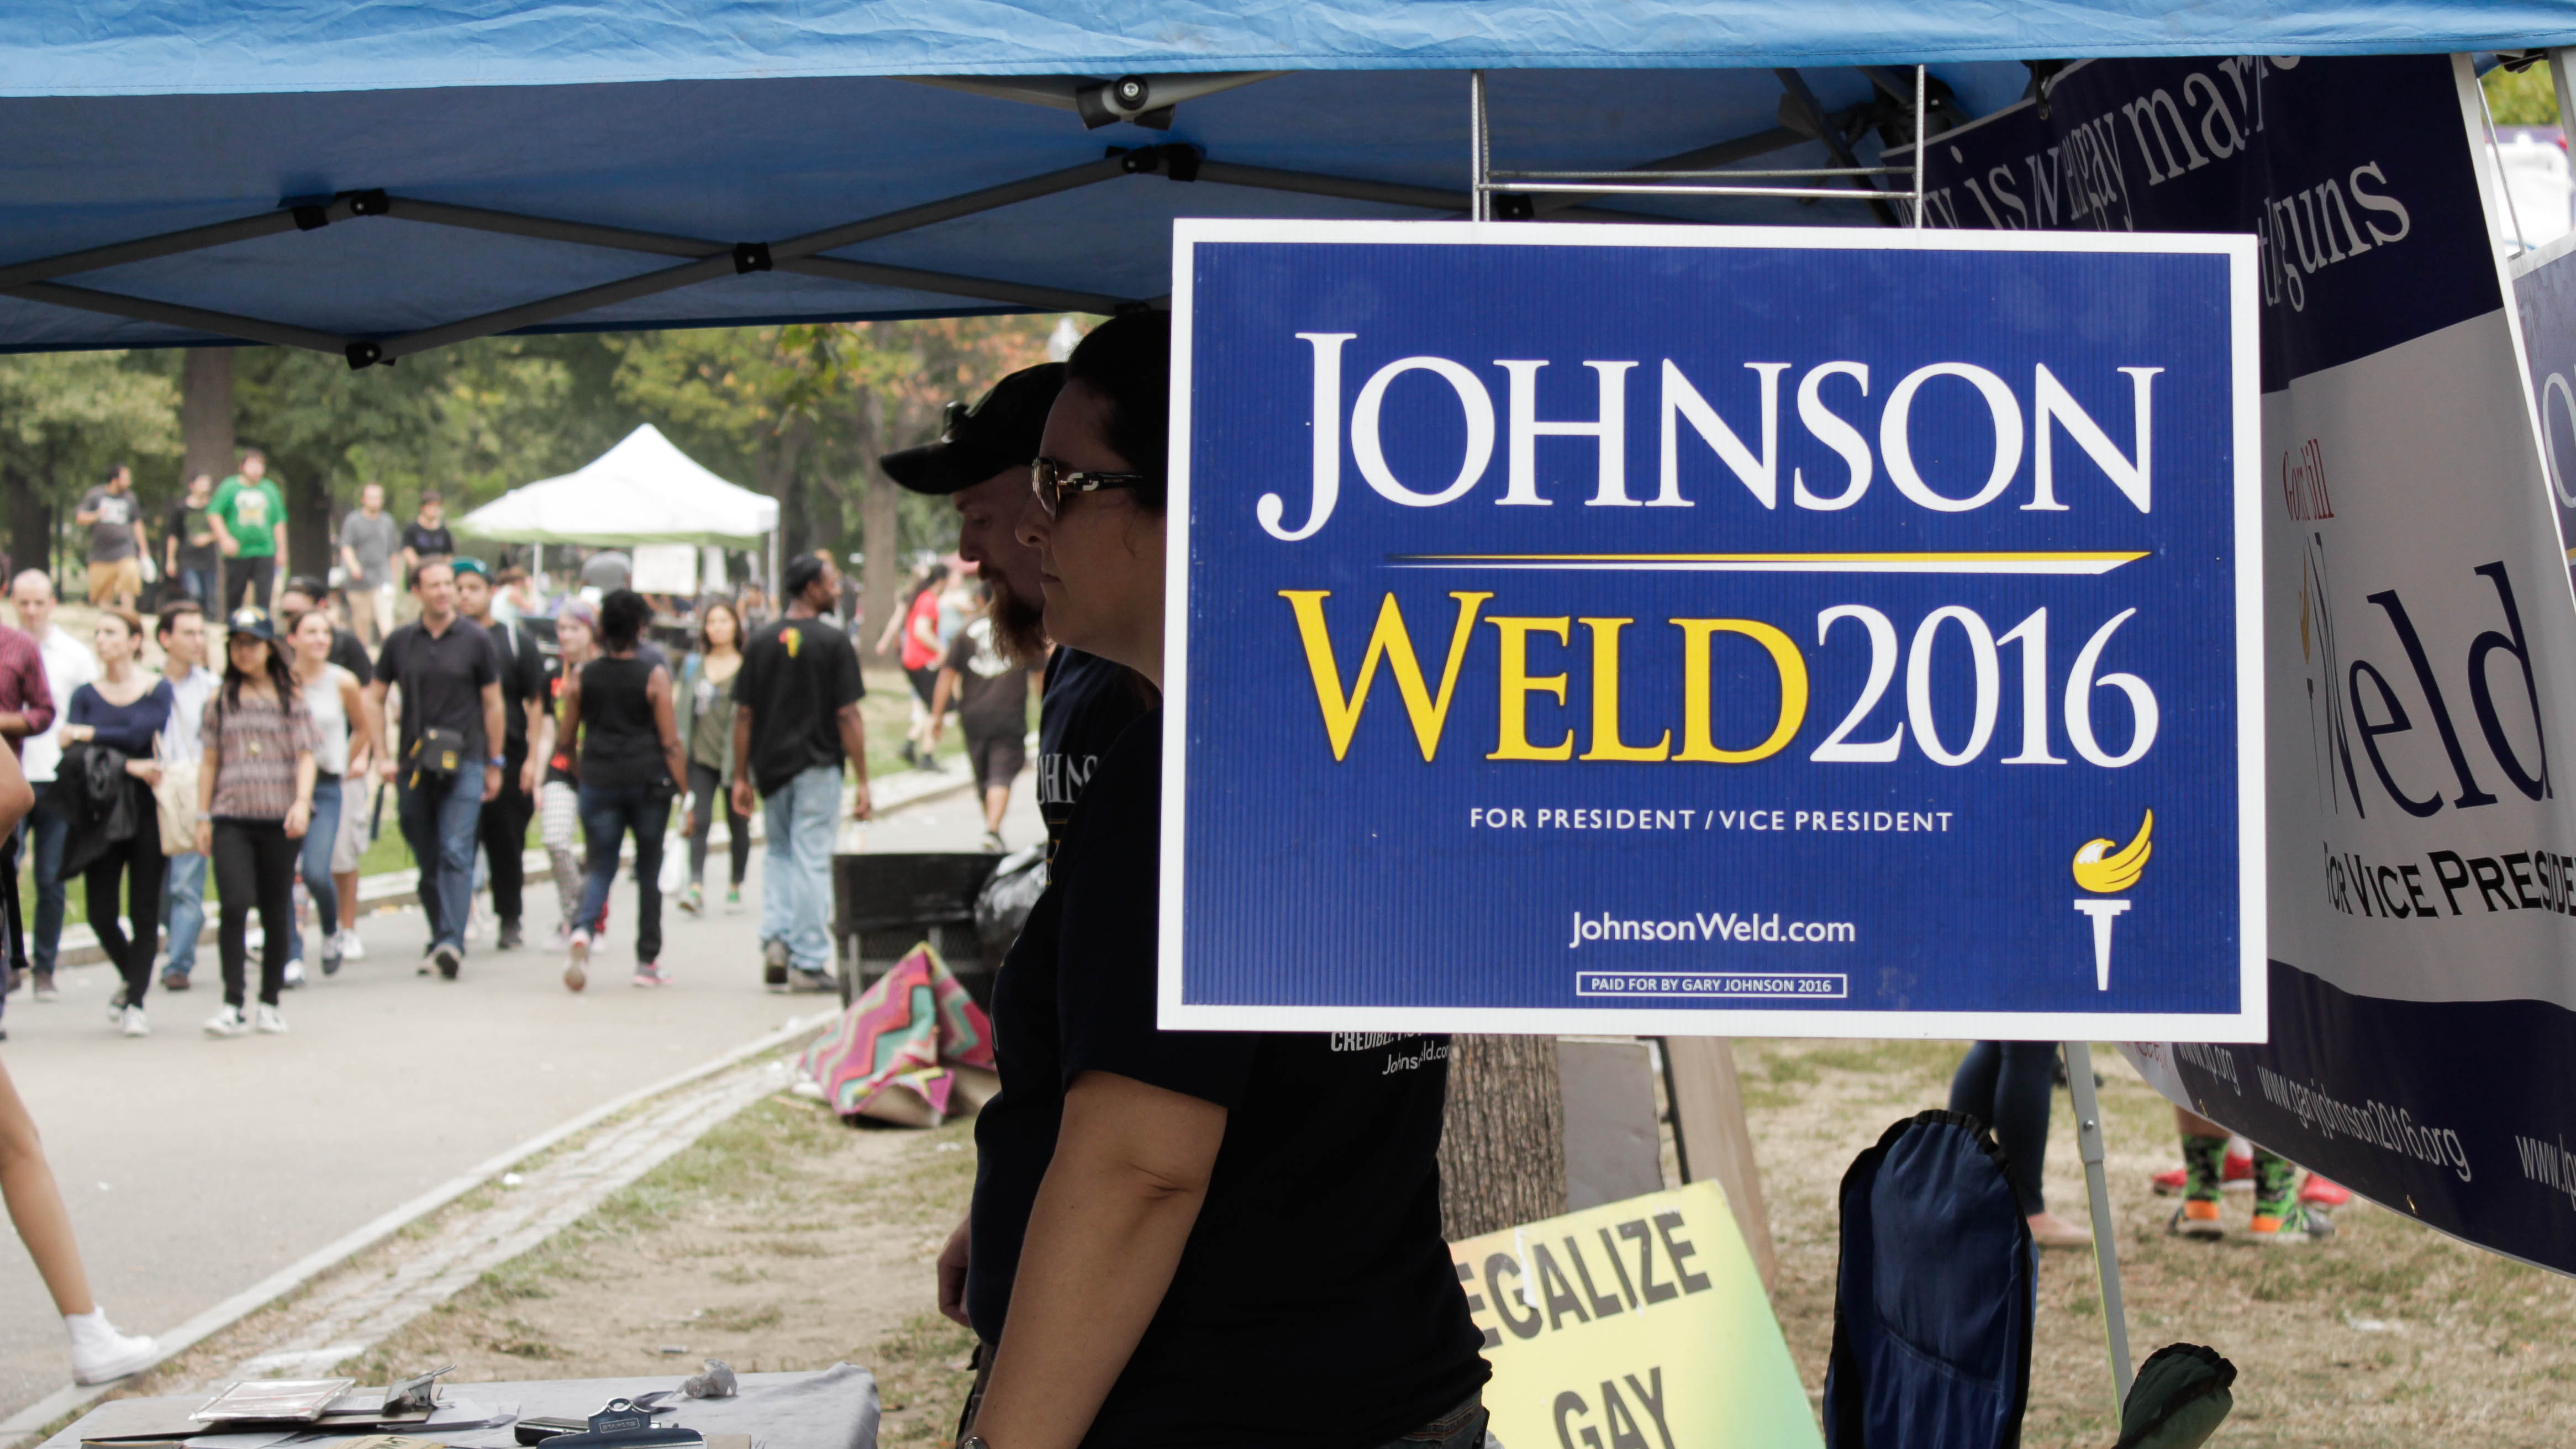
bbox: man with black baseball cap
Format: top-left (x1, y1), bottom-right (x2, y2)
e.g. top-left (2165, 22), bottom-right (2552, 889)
top-left (882, 359), bottom-right (1152, 868)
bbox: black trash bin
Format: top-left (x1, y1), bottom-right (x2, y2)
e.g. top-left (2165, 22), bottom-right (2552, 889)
top-left (831, 851), bottom-right (1002, 1009)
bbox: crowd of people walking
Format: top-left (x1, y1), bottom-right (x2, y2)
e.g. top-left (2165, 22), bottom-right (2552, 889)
top-left (2, 438), bottom-right (1052, 1032)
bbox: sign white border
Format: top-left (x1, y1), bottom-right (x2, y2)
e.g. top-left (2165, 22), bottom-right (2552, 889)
top-left (1161, 218), bottom-right (2266, 1041)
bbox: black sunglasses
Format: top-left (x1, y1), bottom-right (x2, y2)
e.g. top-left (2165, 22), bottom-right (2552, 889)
top-left (1030, 456), bottom-right (1152, 520)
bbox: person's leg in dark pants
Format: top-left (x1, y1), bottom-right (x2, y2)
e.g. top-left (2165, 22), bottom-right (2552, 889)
top-left (478, 751), bottom-right (532, 946)
top-left (27, 803), bottom-right (66, 989)
top-left (83, 832), bottom-right (163, 1023)
top-left (723, 776), bottom-right (750, 889)
top-left (1950, 1040), bottom-right (2088, 1244)
top-left (247, 823), bottom-right (295, 1011)
top-left (296, 778), bottom-right (341, 968)
top-left (574, 784), bottom-right (626, 940)
top-left (631, 788), bottom-right (667, 976)
top-left (212, 823), bottom-right (259, 1015)
top-left (397, 776), bottom-right (446, 960)
top-left (684, 762), bottom-right (719, 900)
top-left (427, 762), bottom-right (484, 965)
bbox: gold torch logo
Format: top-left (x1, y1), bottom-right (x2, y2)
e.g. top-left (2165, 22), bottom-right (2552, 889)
top-left (2071, 811), bottom-right (2151, 991)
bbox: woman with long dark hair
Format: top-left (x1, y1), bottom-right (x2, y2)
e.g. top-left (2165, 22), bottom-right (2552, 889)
top-left (194, 608), bottom-right (315, 1037)
top-left (285, 606), bottom-right (381, 979)
top-left (60, 608), bottom-right (172, 1037)
top-left (952, 313), bottom-right (1489, 1449)
top-left (555, 589), bottom-right (687, 990)
top-left (673, 596), bottom-right (750, 915)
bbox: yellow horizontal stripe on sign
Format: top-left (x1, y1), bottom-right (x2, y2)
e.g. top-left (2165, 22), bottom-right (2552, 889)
top-left (1385, 551), bottom-right (2151, 575)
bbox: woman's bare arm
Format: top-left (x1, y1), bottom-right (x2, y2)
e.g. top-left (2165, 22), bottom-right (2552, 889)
top-left (967, 1071), bottom-right (1226, 1449)
top-left (341, 672), bottom-right (382, 775)
top-left (650, 666), bottom-right (688, 788)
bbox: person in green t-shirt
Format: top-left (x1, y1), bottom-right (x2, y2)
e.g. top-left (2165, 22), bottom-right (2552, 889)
top-left (209, 449), bottom-right (286, 612)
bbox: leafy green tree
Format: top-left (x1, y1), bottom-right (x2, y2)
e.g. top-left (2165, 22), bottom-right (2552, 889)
top-left (233, 337), bottom-right (626, 575)
top-left (0, 351), bottom-right (179, 580)
top-left (609, 315), bottom-right (1057, 645)
top-left (2486, 61), bottom-right (2561, 127)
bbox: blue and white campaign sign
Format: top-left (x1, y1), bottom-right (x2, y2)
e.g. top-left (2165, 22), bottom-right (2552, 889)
top-left (1164, 220), bottom-right (2262, 1037)
top-left (1923, 52), bottom-right (2576, 1276)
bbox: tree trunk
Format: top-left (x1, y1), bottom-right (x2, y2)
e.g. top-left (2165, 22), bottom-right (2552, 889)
top-left (180, 349), bottom-right (235, 486)
top-left (1438, 1035), bottom-right (1566, 1240)
top-left (859, 391), bottom-right (902, 660)
top-left (286, 467), bottom-right (333, 580)
top-left (1, 463), bottom-right (41, 582)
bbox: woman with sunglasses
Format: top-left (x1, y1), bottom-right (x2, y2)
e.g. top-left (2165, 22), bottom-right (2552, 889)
top-left (953, 313), bottom-right (1488, 1449)
top-left (196, 609), bottom-right (317, 1037)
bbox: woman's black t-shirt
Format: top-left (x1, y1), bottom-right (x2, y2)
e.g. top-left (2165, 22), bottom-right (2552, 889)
top-left (967, 710), bottom-right (1487, 1447)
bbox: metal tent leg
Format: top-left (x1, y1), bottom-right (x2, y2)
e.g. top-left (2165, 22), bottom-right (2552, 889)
top-left (2063, 1040), bottom-right (2134, 1414)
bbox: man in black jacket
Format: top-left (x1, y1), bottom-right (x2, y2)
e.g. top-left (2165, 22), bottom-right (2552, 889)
top-left (455, 558), bottom-right (548, 950)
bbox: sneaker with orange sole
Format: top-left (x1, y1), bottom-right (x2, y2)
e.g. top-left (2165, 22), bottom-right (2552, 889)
top-left (2168, 1199), bottom-right (2226, 1240)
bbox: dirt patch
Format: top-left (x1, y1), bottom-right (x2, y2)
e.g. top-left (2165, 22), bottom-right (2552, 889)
top-left (339, 1097), bottom-right (981, 1446)
top-left (1737, 1038), bottom-right (2576, 1448)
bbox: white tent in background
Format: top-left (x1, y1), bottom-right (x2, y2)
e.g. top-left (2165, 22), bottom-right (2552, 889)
top-left (457, 423), bottom-right (781, 594)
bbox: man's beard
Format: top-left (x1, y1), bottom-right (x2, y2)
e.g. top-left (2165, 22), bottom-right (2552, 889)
top-left (986, 571), bottom-right (1049, 666)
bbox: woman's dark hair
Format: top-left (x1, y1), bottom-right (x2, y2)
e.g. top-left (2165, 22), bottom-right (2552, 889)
top-left (698, 597), bottom-right (743, 653)
top-left (899, 562), bottom-right (946, 610)
top-left (222, 630), bottom-right (298, 708)
top-left (599, 588), bottom-right (652, 651)
top-left (1063, 310), bottom-right (1171, 510)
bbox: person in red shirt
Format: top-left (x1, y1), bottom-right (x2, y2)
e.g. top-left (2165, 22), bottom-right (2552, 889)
top-left (896, 562), bottom-right (949, 768)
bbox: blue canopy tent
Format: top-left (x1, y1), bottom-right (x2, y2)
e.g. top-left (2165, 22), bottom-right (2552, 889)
top-left (1, 3), bottom-right (2571, 364)
top-left (7, 0), bottom-right (2576, 1414)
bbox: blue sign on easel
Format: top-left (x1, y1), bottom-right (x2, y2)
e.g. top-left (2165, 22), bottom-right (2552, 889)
top-left (1163, 221), bottom-right (2262, 1039)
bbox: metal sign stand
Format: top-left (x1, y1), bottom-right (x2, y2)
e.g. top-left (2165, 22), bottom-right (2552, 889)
top-left (1468, 65), bottom-right (1929, 223)
top-left (2064, 1041), bottom-right (2136, 1414)
top-left (1461, 70), bottom-right (2142, 1419)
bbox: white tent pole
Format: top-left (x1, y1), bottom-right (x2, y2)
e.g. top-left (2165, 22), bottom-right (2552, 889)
top-left (767, 529), bottom-right (780, 608)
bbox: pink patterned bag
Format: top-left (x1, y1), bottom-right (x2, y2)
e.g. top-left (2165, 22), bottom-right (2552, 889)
top-left (799, 942), bottom-right (997, 1127)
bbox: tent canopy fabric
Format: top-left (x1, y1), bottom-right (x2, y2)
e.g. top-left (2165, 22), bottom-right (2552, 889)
top-left (456, 423), bottom-right (780, 549)
top-left (1, 4), bottom-right (2571, 358)
top-left (10, 3), bottom-right (2570, 93)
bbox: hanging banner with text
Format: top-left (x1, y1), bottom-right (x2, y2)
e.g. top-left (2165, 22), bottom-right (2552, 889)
top-left (2516, 230), bottom-right (2576, 594)
top-left (1447, 1181), bottom-right (1819, 1449)
top-left (1165, 219), bottom-right (2262, 1037)
top-left (1913, 52), bottom-right (2576, 1274)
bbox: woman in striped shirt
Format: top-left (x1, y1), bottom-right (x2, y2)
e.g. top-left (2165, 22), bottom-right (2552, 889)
top-left (196, 608), bottom-right (317, 1038)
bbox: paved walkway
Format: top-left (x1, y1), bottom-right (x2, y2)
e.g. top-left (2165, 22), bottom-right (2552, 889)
top-left (0, 767), bottom-right (1039, 1421)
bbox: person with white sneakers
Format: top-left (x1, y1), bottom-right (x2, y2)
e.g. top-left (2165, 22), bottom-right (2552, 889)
top-left (154, 602), bottom-right (215, 995)
top-left (197, 609), bottom-right (317, 1037)
top-left (0, 742), bottom-right (158, 1380)
top-left (3, 1052), bottom-right (158, 1382)
top-left (283, 606), bottom-right (380, 983)
top-left (60, 608), bottom-right (173, 1038)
